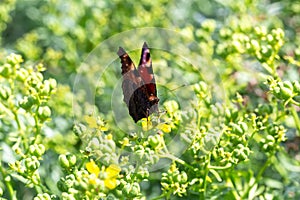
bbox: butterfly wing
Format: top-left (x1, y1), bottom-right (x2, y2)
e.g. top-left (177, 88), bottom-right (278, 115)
top-left (117, 47), bottom-right (143, 106)
top-left (138, 42), bottom-right (159, 112)
top-left (118, 43), bottom-right (159, 123)
top-left (118, 47), bottom-right (148, 122)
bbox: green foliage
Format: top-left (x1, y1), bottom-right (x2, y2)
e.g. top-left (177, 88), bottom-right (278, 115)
top-left (1, 0), bottom-right (300, 199)
top-left (0, 0), bottom-right (16, 45)
top-left (0, 53), bottom-right (56, 199)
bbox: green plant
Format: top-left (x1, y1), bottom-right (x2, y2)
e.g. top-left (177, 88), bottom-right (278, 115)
top-left (1, 0), bottom-right (300, 199)
top-left (0, 53), bottom-right (56, 199)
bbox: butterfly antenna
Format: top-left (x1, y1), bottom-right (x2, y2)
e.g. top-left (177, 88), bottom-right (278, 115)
top-left (170, 83), bottom-right (188, 92)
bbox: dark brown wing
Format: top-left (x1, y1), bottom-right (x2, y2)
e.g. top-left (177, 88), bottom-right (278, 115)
top-left (118, 43), bottom-right (159, 123)
top-left (138, 42), bottom-right (159, 112)
top-left (117, 47), bottom-right (144, 107)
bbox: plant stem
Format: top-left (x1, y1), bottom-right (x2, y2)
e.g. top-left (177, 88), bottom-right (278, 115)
top-left (13, 111), bottom-right (22, 131)
top-left (151, 193), bottom-right (167, 200)
top-left (197, 108), bottom-right (201, 130)
top-left (242, 156), bottom-right (272, 198)
top-left (209, 162), bottom-right (232, 170)
top-left (199, 153), bottom-right (211, 200)
top-left (226, 174), bottom-right (240, 199)
top-left (291, 106), bottom-right (300, 136)
top-left (33, 109), bottom-right (41, 144)
top-left (0, 163), bottom-right (17, 200)
top-left (160, 153), bottom-right (194, 170)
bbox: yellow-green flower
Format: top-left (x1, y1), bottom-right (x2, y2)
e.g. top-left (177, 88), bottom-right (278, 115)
top-left (106, 133), bottom-right (113, 140)
top-left (120, 137), bottom-right (130, 147)
top-left (86, 160), bottom-right (100, 177)
top-left (141, 118), bottom-right (153, 131)
top-left (170, 163), bottom-right (177, 173)
top-left (86, 160), bottom-right (121, 190)
top-left (84, 115), bottom-right (108, 131)
top-left (104, 164), bottom-right (121, 190)
top-left (157, 123), bottom-right (172, 133)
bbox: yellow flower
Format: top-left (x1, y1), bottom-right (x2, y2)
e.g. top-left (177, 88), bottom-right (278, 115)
top-left (106, 133), bottom-right (113, 140)
top-left (141, 118), bottom-right (152, 131)
top-left (86, 160), bottom-right (100, 177)
top-left (120, 137), bottom-right (130, 147)
top-left (84, 115), bottom-right (97, 128)
top-left (157, 123), bottom-right (172, 133)
top-left (84, 115), bottom-right (108, 131)
top-left (170, 163), bottom-right (177, 173)
top-left (88, 174), bottom-right (97, 185)
top-left (104, 164), bottom-right (121, 190)
top-left (86, 160), bottom-right (121, 190)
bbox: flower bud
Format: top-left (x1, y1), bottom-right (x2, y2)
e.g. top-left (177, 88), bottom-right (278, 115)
top-left (250, 39), bottom-right (260, 50)
top-left (48, 78), bottom-right (57, 91)
top-left (19, 96), bottom-right (36, 111)
top-left (283, 81), bottom-right (293, 91)
top-left (33, 193), bottom-right (52, 200)
top-left (31, 172), bottom-right (41, 185)
top-left (16, 68), bottom-right (29, 82)
top-left (40, 81), bottom-right (51, 95)
top-left (231, 123), bottom-right (244, 135)
top-left (73, 124), bottom-right (86, 136)
top-left (59, 154), bottom-right (70, 168)
top-left (38, 106), bottom-right (51, 121)
top-left (1, 63), bottom-right (13, 78)
top-left (6, 53), bottom-right (23, 65)
top-left (278, 82), bottom-right (293, 100)
top-left (254, 26), bottom-right (267, 37)
top-left (122, 183), bottom-right (133, 196)
top-left (57, 179), bottom-right (68, 192)
top-left (131, 182), bottom-right (140, 196)
top-left (136, 167), bottom-right (149, 179)
top-left (106, 140), bottom-right (116, 152)
top-left (66, 153), bottom-right (77, 166)
top-left (267, 34), bottom-right (274, 42)
top-left (36, 63), bottom-right (46, 72)
top-left (0, 86), bottom-right (11, 100)
top-left (149, 135), bottom-right (160, 147)
top-left (261, 45), bottom-right (272, 58)
top-left (201, 19), bottom-right (216, 33)
top-left (25, 156), bottom-right (40, 171)
top-left (29, 144), bottom-right (46, 157)
top-left (179, 171), bottom-right (188, 183)
top-left (293, 81), bottom-right (300, 93)
top-left (164, 100), bottom-right (179, 114)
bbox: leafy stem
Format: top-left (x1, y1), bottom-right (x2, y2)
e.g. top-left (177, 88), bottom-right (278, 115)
top-left (199, 153), bottom-right (211, 200)
top-left (291, 106), bottom-right (300, 136)
top-left (33, 107), bottom-right (41, 144)
top-left (159, 153), bottom-right (194, 170)
top-left (226, 172), bottom-right (241, 199)
top-left (0, 163), bottom-right (17, 200)
top-left (242, 155), bottom-right (273, 198)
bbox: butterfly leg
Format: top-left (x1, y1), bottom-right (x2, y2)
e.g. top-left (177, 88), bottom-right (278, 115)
top-left (144, 108), bottom-right (151, 129)
top-left (146, 108), bottom-right (150, 125)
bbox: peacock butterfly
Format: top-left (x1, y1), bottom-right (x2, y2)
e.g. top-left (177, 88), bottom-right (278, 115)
top-left (117, 42), bottom-right (159, 123)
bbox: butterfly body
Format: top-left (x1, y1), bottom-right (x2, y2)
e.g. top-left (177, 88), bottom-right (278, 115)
top-left (117, 42), bottom-right (159, 122)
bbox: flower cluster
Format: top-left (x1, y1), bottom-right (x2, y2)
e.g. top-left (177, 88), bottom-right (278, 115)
top-left (58, 155), bottom-right (121, 199)
top-left (0, 54), bottom-right (56, 198)
top-left (161, 163), bottom-right (188, 197)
